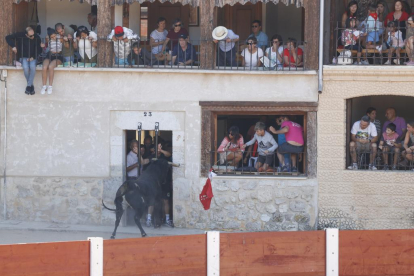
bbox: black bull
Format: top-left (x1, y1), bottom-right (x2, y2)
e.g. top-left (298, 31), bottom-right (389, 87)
top-left (102, 159), bottom-right (171, 238)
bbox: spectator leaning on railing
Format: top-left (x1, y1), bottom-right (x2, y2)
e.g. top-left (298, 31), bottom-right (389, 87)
top-left (74, 26), bottom-right (97, 64)
top-left (212, 26), bottom-right (240, 67)
top-left (348, 115), bottom-right (378, 170)
top-left (283, 38), bottom-right (303, 67)
top-left (55, 23), bottom-right (75, 64)
top-left (107, 26), bottom-right (139, 66)
top-left (269, 116), bottom-right (304, 173)
top-left (242, 122), bottom-right (278, 173)
top-left (5, 26), bottom-right (42, 95)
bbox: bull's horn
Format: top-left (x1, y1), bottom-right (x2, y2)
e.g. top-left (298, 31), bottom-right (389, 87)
top-left (168, 162), bottom-right (180, 167)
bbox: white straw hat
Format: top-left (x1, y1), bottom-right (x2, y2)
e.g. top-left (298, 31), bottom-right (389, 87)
top-left (212, 26), bottom-right (228, 40)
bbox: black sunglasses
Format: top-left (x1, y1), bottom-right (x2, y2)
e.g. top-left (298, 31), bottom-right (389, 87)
top-left (175, 24), bottom-right (182, 27)
top-left (251, 25), bottom-right (259, 28)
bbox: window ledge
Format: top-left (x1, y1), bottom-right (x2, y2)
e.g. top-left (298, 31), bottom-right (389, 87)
top-left (213, 175), bottom-right (308, 180)
top-left (0, 65), bottom-right (317, 76)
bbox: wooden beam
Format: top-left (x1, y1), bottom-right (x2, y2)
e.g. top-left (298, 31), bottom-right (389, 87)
top-left (306, 111), bottom-right (317, 178)
top-left (199, 0), bottom-right (215, 69)
top-left (0, 1), bottom-right (14, 65)
top-left (201, 109), bottom-right (213, 175)
top-left (304, 0), bottom-right (320, 70)
top-left (97, 0), bottom-right (112, 68)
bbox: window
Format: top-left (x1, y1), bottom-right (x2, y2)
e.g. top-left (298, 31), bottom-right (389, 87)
top-left (200, 102), bottom-right (317, 178)
top-left (140, 6), bottom-right (148, 41)
top-left (346, 96), bottom-right (414, 171)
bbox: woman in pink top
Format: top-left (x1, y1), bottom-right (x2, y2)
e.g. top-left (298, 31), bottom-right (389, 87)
top-left (269, 116), bottom-right (304, 172)
top-left (218, 126), bottom-right (244, 167)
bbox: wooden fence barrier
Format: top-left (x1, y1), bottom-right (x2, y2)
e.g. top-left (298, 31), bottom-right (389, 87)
top-left (0, 229), bottom-right (414, 276)
top-left (0, 241), bottom-right (90, 276)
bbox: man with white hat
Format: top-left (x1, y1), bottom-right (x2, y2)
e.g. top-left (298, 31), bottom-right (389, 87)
top-left (212, 26), bottom-right (239, 67)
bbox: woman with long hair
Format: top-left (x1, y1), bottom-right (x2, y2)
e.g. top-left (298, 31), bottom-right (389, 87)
top-left (217, 126), bottom-right (244, 167)
top-left (342, 1), bottom-right (358, 28)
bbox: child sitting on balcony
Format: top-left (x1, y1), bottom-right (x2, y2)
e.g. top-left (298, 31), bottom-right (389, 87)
top-left (385, 21), bottom-right (404, 65)
top-left (40, 28), bottom-right (64, 95)
top-left (363, 5), bottom-right (383, 52)
top-left (341, 17), bottom-right (365, 65)
top-left (242, 122), bottom-right (278, 172)
top-left (379, 123), bottom-right (400, 170)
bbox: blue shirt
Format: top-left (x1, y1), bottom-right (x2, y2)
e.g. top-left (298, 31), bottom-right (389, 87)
top-left (252, 31), bottom-right (269, 48)
top-left (172, 43), bottom-right (197, 65)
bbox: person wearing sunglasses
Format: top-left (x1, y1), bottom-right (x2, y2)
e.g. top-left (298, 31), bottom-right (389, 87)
top-left (249, 20), bottom-right (268, 49)
top-left (5, 26), bottom-right (42, 95)
top-left (241, 36), bottom-right (263, 69)
top-left (162, 18), bottom-right (189, 54)
top-left (265, 34), bottom-right (284, 68)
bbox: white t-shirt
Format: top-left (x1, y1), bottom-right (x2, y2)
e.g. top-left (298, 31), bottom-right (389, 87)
top-left (241, 47), bottom-right (263, 68)
top-left (265, 46), bottom-right (283, 67)
top-left (351, 121), bottom-right (378, 140)
top-left (150, 29), bottom-right (168, 54)
top-left (126, 150), bottom-right (138, 177)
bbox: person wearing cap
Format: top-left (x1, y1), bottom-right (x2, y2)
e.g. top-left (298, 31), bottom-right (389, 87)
top-left (74, 26), bottom-right (98, 64)
top-left (107, 26), bottom-right (139, 66)
top-left (55, 23), bottom-right (75, 65)
top-left (212, 26), bottom-right (239, 67)
top-left (171, 33), bottom-right (197, 66)
top-left (5, 26), bottom-right (42, 95)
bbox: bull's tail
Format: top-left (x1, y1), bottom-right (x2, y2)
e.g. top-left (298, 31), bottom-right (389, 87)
top-left (102, 200), bottom-right (117, 211)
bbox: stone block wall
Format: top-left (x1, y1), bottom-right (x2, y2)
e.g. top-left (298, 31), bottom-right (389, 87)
top-left (318, 66), bottom-right (414, 230)
top-left (178, 177), bottom-right (318, 231)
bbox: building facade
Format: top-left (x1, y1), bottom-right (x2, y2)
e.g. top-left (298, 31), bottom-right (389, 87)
top-left (0, 0), bottom-right (413, 232)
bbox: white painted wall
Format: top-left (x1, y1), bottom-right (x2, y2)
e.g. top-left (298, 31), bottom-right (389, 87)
top-left (29, 0), bottom-right (91, 38)
top-left (266, 3), bottom-right (304, 43)
top-left (129, 3), bottom-right (141, 35)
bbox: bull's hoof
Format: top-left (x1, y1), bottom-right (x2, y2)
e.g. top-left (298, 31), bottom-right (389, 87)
top-left (141, 233), bottom-right (147, 237)
top-left (110, 235), bottom-right (115, 239)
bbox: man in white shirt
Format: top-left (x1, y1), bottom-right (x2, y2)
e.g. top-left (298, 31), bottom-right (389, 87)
top-left (348, 115), bottom-right (378, 170)
top-left (212, 26), bottom-right (239, 67)
top-left (126, 140), bottom-right (149, 180)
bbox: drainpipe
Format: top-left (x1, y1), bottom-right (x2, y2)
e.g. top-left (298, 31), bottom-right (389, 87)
top-left (318, 0), bottom-right (324, 93)
top-left (0, 70), bottom-right (7, 220)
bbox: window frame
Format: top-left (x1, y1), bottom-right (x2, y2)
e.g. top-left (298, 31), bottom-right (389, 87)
top-left (200, 101), bottom-right (317, 178)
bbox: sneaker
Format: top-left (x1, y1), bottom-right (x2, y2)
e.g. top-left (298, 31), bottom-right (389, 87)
top-left (40, 85), bottom-right (47, 95)
top-left (164, 220), bottom-right (174, 228)
top-left (276, 166), bottom-right (282, 173)
top-left (375, 45), bottom-right (382, 53)
top-left (361, 60), bottom-right (369, 65)
top-left (282, 165), bottom-right (288, 172)
top-left (146, 220), bottom-right (152, 227)
top-left (347, 163), bottom-right (358, 170)
top-left (405, 61), bottom-right (414, 66)
top-left (47, 86), bottom-right (53, 95)
top-left (383, 165), bottom-right (389, 171)
top-left (392, 165), bottom-right (397, 171)
top-left (393, 59), bottom-right (400, 65)
top-left (25, 86), bottom-right (31, 95)
top-left (384, 60), bottom-right (391, 65)
top-left (291, 167), bottom-right (298, 172)
top-left (369, 164), bottom-right (377, 170)
top-left (353, 61), bottom-right (362, 65)
top-left (30, 85), bottom-right (35, 95)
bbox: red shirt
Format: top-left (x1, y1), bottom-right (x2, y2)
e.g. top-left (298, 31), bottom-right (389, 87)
top-left (384, 11), bottom-right (409, 27)
top-left (166, 28), bottom-right (189, 50)
top-left (283, 47), bottom-right (303, 67)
